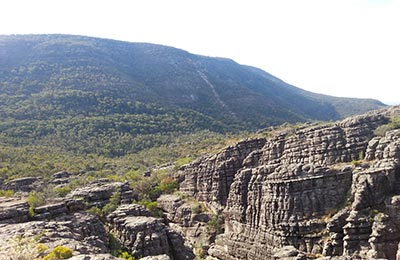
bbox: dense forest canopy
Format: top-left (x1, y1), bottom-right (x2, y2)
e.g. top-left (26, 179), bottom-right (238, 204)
top-left (0, 34), bottom-right (385, 158)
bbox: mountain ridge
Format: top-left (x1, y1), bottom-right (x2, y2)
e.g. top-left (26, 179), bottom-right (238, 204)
top-left (0, 34), bottom-right (386, 155)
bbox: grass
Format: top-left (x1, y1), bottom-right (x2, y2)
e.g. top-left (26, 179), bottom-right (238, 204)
top-left (374, 117), bottom-right (400, 136)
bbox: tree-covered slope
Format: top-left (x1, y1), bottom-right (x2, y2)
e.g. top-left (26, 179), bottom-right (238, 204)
top-left (0, 34), bottom-right (386, 156)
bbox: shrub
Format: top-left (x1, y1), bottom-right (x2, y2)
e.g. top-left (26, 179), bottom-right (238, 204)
top-left (27, 191), bottom-right (45, 217)
top-left (109, 233), bottom-right (121, 256)
top-left (194, 245), bottom-right (207, 259)
top-left (206, 215), bottom-right (223, 235)
top-left (351, 159), bottom-right (362, 167)
top-left (54, 186), bottom-right (71, 197)
top-left (138, 200), bottom-right (163, 218)
top-left (156, 177), bottom-right (178, 194)
top-left (5, 236), bottom-right (40, 260)
top-left (138, 176), bottom-right (179, 201)
top-left (374, 117), bottom-right (400, 136)
top-left (119, 251), bottom-right (134, 260)
top-left (106, 174), bottom-right (125, 182)
top-left (358, 151), bottom-right (365, 161)
top-left (192, 204), bottom-right (202, 214)
top-left (109, 233), bottom-right (134, 260)
top-left (102, 191), bottom-right (121, 215)
top-left (369, 209), bottom-right (382, 222)
top-left (102, 203), bottom-right (118, 215)
top-left (174, 157), bottom-right (192, 170)
top-left (0, 189), bottom-right (14, 197)
top-left (86, 206), bottom-right (102, 216)
top-left (191, 201), bottom-right (204, 214)
top-left (36, 243), bottom-right (49, 253)
top-left (42, 245), bottom-right (73, 260)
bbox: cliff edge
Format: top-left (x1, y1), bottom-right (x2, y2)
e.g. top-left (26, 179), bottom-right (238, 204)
top-left (177, 105), bottom-right (400, 259)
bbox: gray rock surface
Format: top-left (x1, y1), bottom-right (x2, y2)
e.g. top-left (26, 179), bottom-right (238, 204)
top-left (139, 255), bottom-right (171, 260)
top-left (0, 212), bottom-right (110, 256)
top-left (0, 179), bottom-right (196, 259)
top-left (32, 199), bottom-right (86, 220)
top-left (69, 254), bottom-right (118, 260)
top-left (3, 177), bottom-right (43, 193)
top-left (0, 197), bottom-right (29, 224)
top-left (67, 179), bottom-right (135, 207)
top-left (178, 106), bottom-right (400, 259)
top-left (177, 138), bottom-right (266, 212)
top-left (107, 204), bottom-right (195, 260)
top-left (2, 106), bottom-right (400, 260)
top-left (157, 194), bottom-right (213, 253)
top-left (51, 170), bottom-right (71, 186)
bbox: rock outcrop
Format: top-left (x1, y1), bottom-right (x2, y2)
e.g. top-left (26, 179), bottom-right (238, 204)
top-left (178, 106), bottom-right (400, 259)
top-left (0, 196), bottom-right (86, 224)
top-left (51, 170), bottom-right (71, 186)
top-left (0, 181), bottom-right (188, 259)
top-left (3, 177), bottom-right (43, 193)
top-left (157, 194), bottom-right (214, 252)
top-left (107, 204), bottom-right (195, 260)
top-left (67, 179), bottom-right (135, 207)
top-left (2, 106), bottom-right (400, 260)
top-left (0, 197), bottom-right (30, 224)
top-left (0, 212), bottom-right (111, 256)
top-left (178, 138), bottom-right (266, 211)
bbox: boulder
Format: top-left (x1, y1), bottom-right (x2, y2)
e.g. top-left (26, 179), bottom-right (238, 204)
top-left (4, 177), bottom-right (42, 193)
top-left (0, 197), bottom-right (29, 224)
top-left (67, 180), bottom-right (135, 207)
top-left (108, 204), bottom-right (195, 260)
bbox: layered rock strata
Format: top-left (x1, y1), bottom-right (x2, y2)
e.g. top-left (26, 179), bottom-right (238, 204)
top-left (107, 204), bottom-right (194, 260)
top-left (2, 176), bottom-right (43, 193)
top-left (178, 138), bottom-right (266, 211)
top-left (178, 106), bottom-right (400, 259)
top-left (0, 212), bottom-right (111, 256)
top-left (0, 182), bottom-right (188, 259)
top-left (67, 179), bottom-right (135, 207)
top-left (157, 194), bottom-right (214, 251)
top-left (0, 197), bottom-right (30, 224)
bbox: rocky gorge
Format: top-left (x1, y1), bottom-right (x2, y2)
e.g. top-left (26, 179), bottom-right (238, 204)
top-left (1, 105), bottom-right (400, 259)
top-left (177, 105), bottom-right (400, 259)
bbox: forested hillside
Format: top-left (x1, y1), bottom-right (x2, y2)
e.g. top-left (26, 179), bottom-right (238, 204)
top-left (0, 34), bottom-right (385, 156)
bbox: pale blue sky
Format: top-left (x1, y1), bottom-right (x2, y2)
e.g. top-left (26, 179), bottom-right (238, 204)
top-left (1, 0), bottom-right (399, 104)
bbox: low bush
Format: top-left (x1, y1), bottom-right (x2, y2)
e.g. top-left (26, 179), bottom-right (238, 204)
top-left (138, 200), bottom-right (163, 218)
top-left (86, 206), bottom-right (102, 217)
top-left (109, 233), bottom-right (134, 260)
top-left (42, 245), bottom-right (73, 260)
top-left (102, 191), bottom-right (121, 215)
top-left (374, 117), bottom-right (400, 136)
top-left (0, 189), bottom-right (14, 197)
top-left (27, 191), bottom-right (46, 217)
top-left (206, 215), bottom-right (223, 235)
top-left (53, 186), bottom-right (71, 197)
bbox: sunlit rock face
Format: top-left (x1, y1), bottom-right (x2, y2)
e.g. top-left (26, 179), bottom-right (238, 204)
top-left (178, 106), bottom-right (400, 259)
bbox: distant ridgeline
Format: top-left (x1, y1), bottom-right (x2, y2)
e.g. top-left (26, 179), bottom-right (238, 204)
top-left (0, 34), bottom-right (385, 156)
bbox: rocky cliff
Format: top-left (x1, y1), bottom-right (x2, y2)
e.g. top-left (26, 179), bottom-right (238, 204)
top-left (178, 105), bottom-right (400, 259)
top-left (1, 106), bottom-right (400, 260)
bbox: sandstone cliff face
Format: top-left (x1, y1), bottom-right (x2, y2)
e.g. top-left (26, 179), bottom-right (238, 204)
top-left (178, 138), bottom-right (266, 211)
top-left (178, 106), bottom-right (400, 259)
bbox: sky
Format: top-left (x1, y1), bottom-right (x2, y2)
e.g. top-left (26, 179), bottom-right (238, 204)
top-left (1, 0), bottom-right (399, 104)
